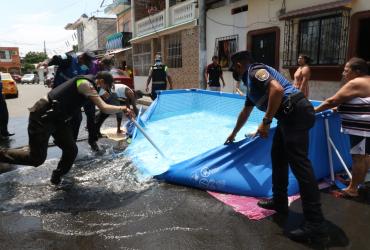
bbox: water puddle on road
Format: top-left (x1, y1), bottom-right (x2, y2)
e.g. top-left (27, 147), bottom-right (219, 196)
top-left (0, 142), bottom-right (210, 247)
top-left (0, 144), bottom-right (167, 237)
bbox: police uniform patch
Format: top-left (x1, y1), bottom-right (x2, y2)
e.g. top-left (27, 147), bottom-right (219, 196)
top-left (255, 69), bottom-right (270, 82)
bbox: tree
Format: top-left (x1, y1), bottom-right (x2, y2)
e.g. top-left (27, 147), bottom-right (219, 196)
top-left (23, 51), bottom-right (48, 64)
top-left (21, 51), bottom-right (48, 73)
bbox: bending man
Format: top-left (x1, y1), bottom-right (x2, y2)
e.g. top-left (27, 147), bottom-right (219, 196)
top-left (225, 51), bottom-right (327, 243)
top-left (96, 82), bottom-right (142, 136)
top-left (0, 72), bottom-right (134, 185)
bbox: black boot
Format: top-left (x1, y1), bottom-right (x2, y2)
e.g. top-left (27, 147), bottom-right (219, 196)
top-left (288, 221), bottom-right (329, 244)
top-left (50, 171), bottom-right (62, 185)
top-left (257, 199), bottom-right (289, 214)
top-left (89, 141), bottom-right (100, 152)
top-left (1, 132), bottom-right (14, 137)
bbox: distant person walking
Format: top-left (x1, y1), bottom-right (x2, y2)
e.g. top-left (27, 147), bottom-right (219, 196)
top-left (146, 53), bottom-right (173, 100)
top-left (205, 56), bottom-right (226, 91)
top-left (315, 57), bottom-right (370, 198)
top-left (0, 74), bottom-right (14, 140)
top-left (293, 54), bottom-right (311, 98)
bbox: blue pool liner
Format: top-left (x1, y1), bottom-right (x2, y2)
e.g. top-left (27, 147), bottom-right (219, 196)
top-left (129, 89), bottom-right (351, 197)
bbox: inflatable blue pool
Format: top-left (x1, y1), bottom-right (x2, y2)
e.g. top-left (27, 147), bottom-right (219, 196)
top-left (126, 89), bottom-right (351, 197)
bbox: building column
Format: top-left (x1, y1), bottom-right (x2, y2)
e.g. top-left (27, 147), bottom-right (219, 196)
top-left (131, 0), bottom-right (136, 37)
top-left (165, 0), bottom-right (170, 28)
top-left (199, 0), bottom-right (207, 89)
top-left (161, 36), bottom-right (166, 63)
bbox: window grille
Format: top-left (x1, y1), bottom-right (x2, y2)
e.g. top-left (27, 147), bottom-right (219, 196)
top-left (214, 35), bottom-right (239, 69)
top-left (283, 10), bottom-right (350, 66)
top-left (166, 32), bottom-right (182, 68)
top-left (133, 42), bottom-right (152, 76)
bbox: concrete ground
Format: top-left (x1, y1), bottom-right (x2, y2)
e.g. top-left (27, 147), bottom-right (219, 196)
top-left (0, 85), bottom-right (369, 250)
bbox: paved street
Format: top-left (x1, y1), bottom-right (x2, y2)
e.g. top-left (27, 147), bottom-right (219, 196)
top-left (0, 85), bottom-right (369, 250)
top-left (6, 84), bottom-right (49, 117)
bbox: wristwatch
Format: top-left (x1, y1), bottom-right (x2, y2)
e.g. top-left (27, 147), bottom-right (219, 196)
top-left (262, 117), bottom-right (272, 125)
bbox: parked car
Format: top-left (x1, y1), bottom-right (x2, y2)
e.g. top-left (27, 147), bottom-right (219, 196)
top-left (110, 68), bottom-right (134, 90)
top-left (21, 73), bottom-right (39, 84)
top-left (0, 72), bottom-right (18, 98)
top-left (11, 74), bottom-right (22, 83)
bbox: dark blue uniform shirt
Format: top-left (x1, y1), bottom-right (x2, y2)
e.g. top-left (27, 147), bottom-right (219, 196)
top-left (49, 54), bottom-right (88, 88)
top-left (242, 63), bottom-right (298, 112)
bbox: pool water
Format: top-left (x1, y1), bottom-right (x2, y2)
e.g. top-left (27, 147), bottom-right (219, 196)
top-left (126, 111), bottom-right (263, 176)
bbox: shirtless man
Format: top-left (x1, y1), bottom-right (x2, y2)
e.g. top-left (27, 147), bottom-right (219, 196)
top-left (293, 54), bottom-right (311, 98)
top-left (315, 57), bottom-right (370, 197)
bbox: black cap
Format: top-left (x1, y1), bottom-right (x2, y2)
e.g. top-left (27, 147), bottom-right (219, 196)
top-left (96, 71), bottom-right (113, 86)
top-left (83, 51), bottom-right (96, 60)
top-left (229, 50), bottom-right (254, 71)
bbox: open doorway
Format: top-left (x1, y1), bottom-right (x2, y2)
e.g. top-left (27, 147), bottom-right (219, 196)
top-left (349, 11), bottom-right (370, 74)
top-left (356, 18), bottom-right (370, 62)
top-left (247, 27), bottom-right (280, 69)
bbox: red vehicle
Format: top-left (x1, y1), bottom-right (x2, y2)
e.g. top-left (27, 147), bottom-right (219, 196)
top-left (11, 74), bottom-right (22, 83)
top-left (110, 68), bottom-right (134, 90)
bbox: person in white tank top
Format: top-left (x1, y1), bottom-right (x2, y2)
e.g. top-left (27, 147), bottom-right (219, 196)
top-left (315, 57), bottom-right (370, 197)
top-left (97, 82), bottom-right (143, 136)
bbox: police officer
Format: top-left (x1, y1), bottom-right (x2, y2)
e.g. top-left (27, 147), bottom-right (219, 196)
top-left (225, 51), bottom-right (327, 243)
top-left (0, 72), bottom-right (134, 185)
top-left (40, 52), bottom-right (100, 151)
top-left (146, 53), bottom-right (173, 100)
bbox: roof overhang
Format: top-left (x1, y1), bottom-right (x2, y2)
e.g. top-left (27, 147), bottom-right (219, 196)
top-left (107, 47), bottom-right (132, 55)
top-left (279, 0), bottom-right (352, 20)
top-left (104, 0), bottom-right (131, 15)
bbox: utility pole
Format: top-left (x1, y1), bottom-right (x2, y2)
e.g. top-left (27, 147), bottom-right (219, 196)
top-left (199, 0), bottom-right (207, 89)
top-left (43, 40), bottom-right (47, 56)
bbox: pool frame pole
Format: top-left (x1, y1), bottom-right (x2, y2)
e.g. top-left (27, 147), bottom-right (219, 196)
top-left (324, 118), bottom-right (336, 183)
top-left (324, 117), bottom-right (352, 181)
top-left (131, 118), bottom-right (168, 160)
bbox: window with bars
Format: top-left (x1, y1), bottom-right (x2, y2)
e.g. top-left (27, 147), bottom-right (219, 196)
top-left (166, 32), bottom-right (182, 68)
top-left (133, 42), bottom-right (152, 76)
top-left (283, 10), bottom-right (350, 67)
top-left (214, 35), bottom-right (238, 69)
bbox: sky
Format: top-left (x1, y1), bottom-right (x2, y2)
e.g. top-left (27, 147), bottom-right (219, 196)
top-left (0, 0), bottom-right (114, 57)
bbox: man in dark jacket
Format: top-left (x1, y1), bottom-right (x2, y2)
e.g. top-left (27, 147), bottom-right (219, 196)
top-left (0, 72), bottom-right (134, 185)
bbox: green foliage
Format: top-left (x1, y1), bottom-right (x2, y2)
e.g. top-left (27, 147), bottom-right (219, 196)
top-left (21, 51), bottom-right (48, 73)
top-left (22, 63), bottom-right (36, 73)
top-left (23, 51), bottom-right (48, 64)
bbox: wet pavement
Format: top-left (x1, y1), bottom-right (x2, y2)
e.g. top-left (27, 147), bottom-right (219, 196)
top-left (1, 104), bottom-right (370, 249)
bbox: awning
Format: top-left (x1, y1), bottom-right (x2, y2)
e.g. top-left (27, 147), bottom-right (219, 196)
top-left (107, 47), bottom-right (132, 55)
top-left (279, 0), bottom-right (352, 20)
top-left (106, 32), bottom-right (123, 50)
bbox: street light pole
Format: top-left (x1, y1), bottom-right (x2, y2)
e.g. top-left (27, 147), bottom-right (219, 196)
top-left (199, 0), bottom-right (207, 90)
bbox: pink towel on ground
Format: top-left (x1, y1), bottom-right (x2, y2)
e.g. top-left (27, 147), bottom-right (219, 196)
top-left (208, 191), bottom-right (300, 220)
top-left (208, 182), bottom-right (330, 221)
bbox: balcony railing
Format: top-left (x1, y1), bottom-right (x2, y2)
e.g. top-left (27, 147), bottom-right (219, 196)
top-left (171, 0), bottom-right (196, 26)
top-left (136, 11), bottom-right (165, 37)
top-left (134, 0), bottom-right (197, 37)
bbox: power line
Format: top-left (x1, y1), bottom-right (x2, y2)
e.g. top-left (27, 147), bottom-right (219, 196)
top-left (206, 13), bottom-right (278, 29)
